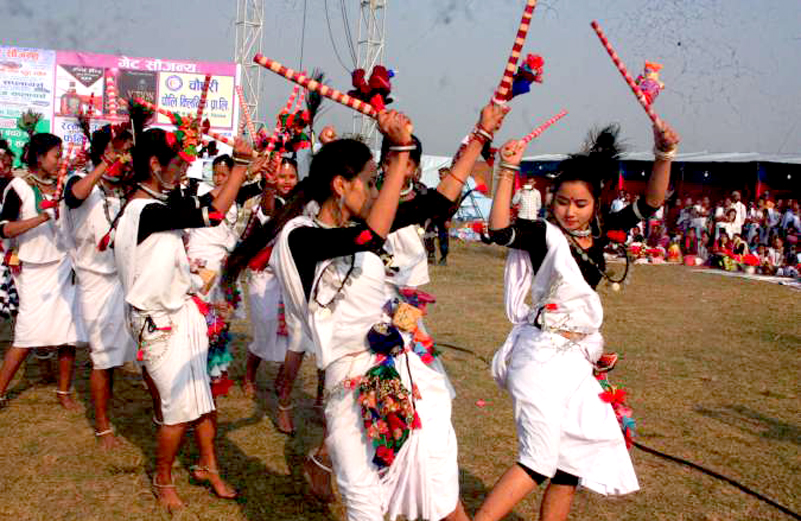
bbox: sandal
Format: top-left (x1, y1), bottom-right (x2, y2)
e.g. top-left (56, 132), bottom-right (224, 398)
top-left (189, 465), bottom-right (239, 500)
top-left (303, 449), bottom-right (335, 503)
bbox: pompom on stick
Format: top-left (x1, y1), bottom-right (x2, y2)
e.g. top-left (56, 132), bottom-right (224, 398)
top-left (493, 0), bottom-right (538, 104)
top-left (521, 110), bottom-right (568, 145)
top-left (590, 20), bottom-right (662, 128)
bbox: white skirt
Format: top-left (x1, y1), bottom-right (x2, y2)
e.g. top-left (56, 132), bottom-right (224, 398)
top-left (130, 300), bottom-right (215, 425)
top-left (12, 257), bottom-right (85, 348)
top-left (496, 325), bottom-right (639, 496)
top-left (246, 270), bottom-right (288, 362)
top-left (325, 351), bottom-right (460, 521)
top-left (76, 269), bottom-right (136, 370)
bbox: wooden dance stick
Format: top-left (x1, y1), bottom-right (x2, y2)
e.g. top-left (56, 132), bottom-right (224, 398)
top-left (590, 20), bottom-right (662, 127)
top-left (235, 85), bottom-right (258, 142)
top-left (196, 74), bottom-right (212, 123)
top-left (53, 141), bottom-right (76, 210)
top-left (106, 74), bottom-right (118, 117)
top-left (254, 54), bottom-right (379, 118)
top-left (521, 110), bottom-right (568, 144)
top-left (204, 129), bottom-right (258, 159)
top-left (494, 0), bottom-right (538, 103)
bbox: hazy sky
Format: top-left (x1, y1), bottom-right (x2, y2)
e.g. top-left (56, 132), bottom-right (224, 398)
top-left (2, 0), bottom-right (800, 156)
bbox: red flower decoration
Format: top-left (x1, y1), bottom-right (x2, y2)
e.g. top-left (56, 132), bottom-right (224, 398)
top-left (545, 303), bottom-right (558, 311)
top-left (475, 183), bottom-right (489, 195)
top-left (355, 229), bottom-right (373, 245)
top-left (165, 132), bottom-right (177, 147)
top-left (471, 221), bottom-right (486, 234)
top-left (375, 445), bottom-right (395, 466)
top-left (607, 230), bottom-right (627, 243)
top-left (420, 352), bottom-right (434, 365)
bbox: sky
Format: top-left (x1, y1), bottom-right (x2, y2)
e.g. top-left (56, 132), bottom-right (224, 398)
top-left (1, 0), bottom-right (800, 157)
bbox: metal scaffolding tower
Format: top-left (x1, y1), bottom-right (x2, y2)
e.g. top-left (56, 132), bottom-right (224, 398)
top-left (235, 0), bottom-right (265, 129)
top-left (353, 0), bottom-right (387, 148)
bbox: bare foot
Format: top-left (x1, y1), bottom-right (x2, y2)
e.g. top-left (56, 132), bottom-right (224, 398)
top-left (190, 466), bottom-right (238, 499)
top-left (56, 393), bottom-right (80, 411)
top-left (276, 403), bottom-right (295, 435)
top-left (96, 431), bottom-right (120, 451)
top-left (242, 380), bottom-right (256, 399)
top-left (153, 481), bottom-right (185, 512)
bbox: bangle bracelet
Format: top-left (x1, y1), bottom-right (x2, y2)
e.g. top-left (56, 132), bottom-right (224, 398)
top-left (388, 145), bottom-right (416, 152)
top-left (446, 171), bottom-right (466, 186)
top-left (474, 127), bottom-right (494, 142)
top-left (234, 157), bottom-right (252, 165)
top-left (499, 161), bottom-right (520, 172)
top-left (653, 147), bottom-right (677, 161)
top-left (497, 171), bottom-right (515, 181)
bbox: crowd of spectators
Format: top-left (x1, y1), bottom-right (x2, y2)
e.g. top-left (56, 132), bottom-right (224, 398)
top-left (611, 190), bottom-right (800, 278)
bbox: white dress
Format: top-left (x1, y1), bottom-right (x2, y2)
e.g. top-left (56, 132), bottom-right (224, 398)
top-left (273, 216), bottom-right (460, 521)
top-left (492, 221), bottom-right (639, 495)
top-left (61, 174), bottom-right (135, 369)
top-left (3, 177), bottom-right (84, 348)
top-left (114, 198), bottom-right (214, 425)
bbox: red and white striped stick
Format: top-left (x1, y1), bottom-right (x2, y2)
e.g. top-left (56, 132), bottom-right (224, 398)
top-left (254, 54), bottom-right (379, 118)
top-left (53, 141), bottom-right (77, 205)
top-left (106, 74), bottom-right (118, 117)
top-left (590, 20), bottom-right (662, 127)
top-left (235, 85), bottom-right (258, 142)
top-left (521, 110), bottom-right (568, 144)
top-left (196, 74), bottom-right (212, 123)
top-left (494, 0), bottom-right (538, 103)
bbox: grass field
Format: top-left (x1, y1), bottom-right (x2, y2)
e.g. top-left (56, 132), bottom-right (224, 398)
top-left (0, 241), bottom-right (798, 521)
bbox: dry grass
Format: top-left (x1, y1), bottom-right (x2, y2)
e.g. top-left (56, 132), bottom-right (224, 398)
top-left (0, 241), bottom-right (799, 520)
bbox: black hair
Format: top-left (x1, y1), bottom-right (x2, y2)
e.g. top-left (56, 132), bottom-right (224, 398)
top-left (90, 125), bottom-right (133, 167)
top-left (212, 154), bottom-right (234, 170)
top-left (380, 133), bottom-right (422, 167)
top-left (552, 125), bottom-right (624, 201)
top-left (25, 133), bottom-right (62, 171)
top-left (281, 156), bottom-right (299, 172)
top-left (0, 139), bottom-right (13, 159)
top-left (223, 138), bottom-right (372, 284)
top-left (131, 128), bottom-right (180, 183)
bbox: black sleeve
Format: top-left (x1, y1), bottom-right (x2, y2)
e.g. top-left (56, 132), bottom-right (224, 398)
top-left (392, 189), bottom-right (458, 231)
top-left (236, 179), bottom-right (264, 206)
top-left (0, 187), bottom-right (22, 224)
top-left (288, 224), bottom-right (386, 299)
top-left (488, 220), bottom-right (549, 272)
top-left (64, 175), bottom-right (85, 209)
top-left (136, 191), bottom-right (217, 244)
top-left (605, 198), bottom-right (660, 231)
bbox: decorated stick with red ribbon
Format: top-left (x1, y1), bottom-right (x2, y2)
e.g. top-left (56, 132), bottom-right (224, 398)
top-left (50, 141), bottom-right (77, 215)
top-left (235, 85), bottom-right (258, 142)
top-left (521, 110), bottom-right (568, 144)
top-left (106, 73), bottom-right (118, 117)
top-left (590, 20), bottom-right (662, 127)
top-left (254, 54), bottom-right (379, 118)
top-left (494, 0), bottom-right (538, 103)
top-left (262, 85), bottom-right (301, 157)
top-left (196, 74), bottom-right (212, 123)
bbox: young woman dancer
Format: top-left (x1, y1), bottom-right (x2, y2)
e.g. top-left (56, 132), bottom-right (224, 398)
top-left (475, 121), bottom-right (679, 521)
top-left (225, 102), bottom-right (507, 520)
top-left (113, 126), bottom-right (263, 510)
top-left (0, 133), bottom-right (84, 410)
top-left (243, 157), bottom-right (303, 398)
top-left (62, 125), bottom-right (136, 448)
